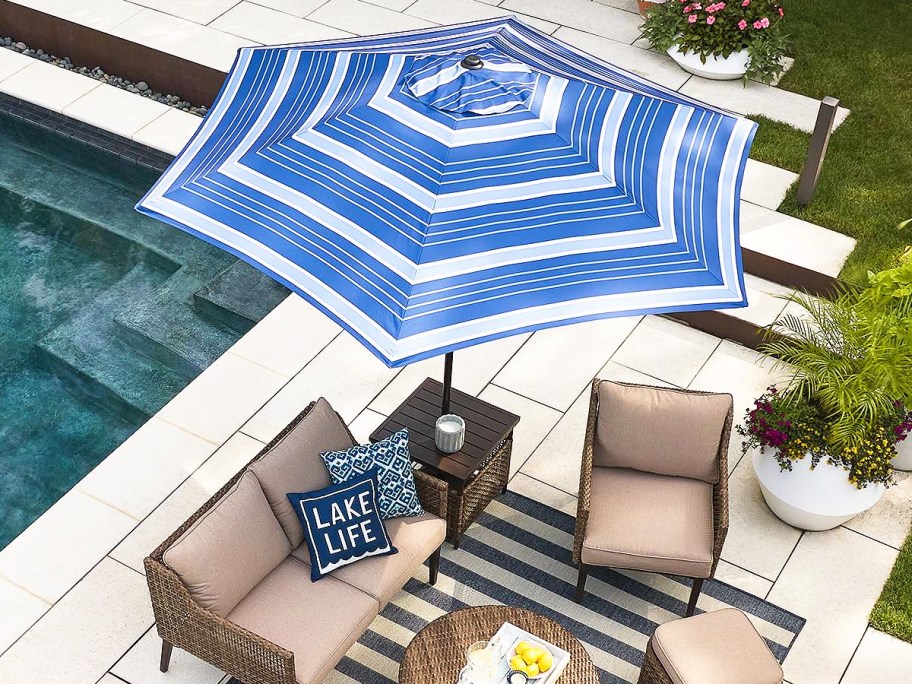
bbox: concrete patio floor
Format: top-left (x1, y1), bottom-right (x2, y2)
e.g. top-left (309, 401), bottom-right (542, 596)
top-left (0, 1), bottom-right (908, 682)
top-left (1, 299), bottom-right (911, 684)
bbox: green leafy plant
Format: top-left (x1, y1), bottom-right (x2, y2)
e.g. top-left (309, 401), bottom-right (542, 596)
top-left (748, 262), bottom-right (912, 487)
top-left (764, 288), bottom-right (912, 447)
top-left (640, 0), bottom-right (790, 84)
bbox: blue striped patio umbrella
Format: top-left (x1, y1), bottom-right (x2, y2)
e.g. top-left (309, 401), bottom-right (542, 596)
top-left (137, 18), bottom-right (755, 409)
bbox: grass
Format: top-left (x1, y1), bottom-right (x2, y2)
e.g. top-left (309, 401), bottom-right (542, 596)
top-left (870, 526), bottom-right (912, 643)
top-left (745, 0), bottom-right (912, 284)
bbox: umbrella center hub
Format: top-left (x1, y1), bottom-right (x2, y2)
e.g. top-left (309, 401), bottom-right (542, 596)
top-left (405, 51), bottom-right (537, 115)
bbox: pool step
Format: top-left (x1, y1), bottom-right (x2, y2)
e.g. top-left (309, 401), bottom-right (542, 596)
top-left (113, 257), bottom-right (240, 378)
top-left (35, 262), bottom-right (189, 422)
top-left (193, 260), bottom-right (289, 334)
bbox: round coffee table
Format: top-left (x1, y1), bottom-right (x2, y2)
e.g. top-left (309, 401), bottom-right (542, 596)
top-left (399, 605), bottom-right (599, 684)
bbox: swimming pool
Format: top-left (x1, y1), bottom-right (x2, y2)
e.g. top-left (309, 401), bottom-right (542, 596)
top-left (0, 110), bottom-right (287, 549)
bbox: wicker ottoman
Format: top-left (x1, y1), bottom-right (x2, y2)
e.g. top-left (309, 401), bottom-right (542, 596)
top-left (637, 608), bottom-right (783, 684)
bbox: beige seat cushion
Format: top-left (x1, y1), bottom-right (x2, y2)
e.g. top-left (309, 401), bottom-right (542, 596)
top-left (250, 397), bottom-right (355, 547)
top-left (652, 608), bottom-right (784, 684)
top-left (163, 471), bottom-right (291, 617)
top-left (227, 557), bottom-right (379, 684)
top-left (594, 381), bottom-right (731, 483)
top-left (291, 512), bottom-right (446, 606)
top-left (581, 467), bottom-right (714, 578)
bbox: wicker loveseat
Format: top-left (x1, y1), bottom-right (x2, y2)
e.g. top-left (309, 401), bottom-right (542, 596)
top-left (145, 398), bottom-right (447, 684)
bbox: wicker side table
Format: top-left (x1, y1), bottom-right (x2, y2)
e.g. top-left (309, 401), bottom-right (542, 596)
top-left (399, 605), bottom-right (599, 684)
top-left (371, 379), bottom-right (520, 548)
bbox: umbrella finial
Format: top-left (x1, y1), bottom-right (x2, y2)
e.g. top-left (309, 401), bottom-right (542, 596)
top-left (460, 54), bottom-right (484, 70)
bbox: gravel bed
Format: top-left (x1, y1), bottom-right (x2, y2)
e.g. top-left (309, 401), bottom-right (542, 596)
top-left (1, 36), bottom-right (207, 117)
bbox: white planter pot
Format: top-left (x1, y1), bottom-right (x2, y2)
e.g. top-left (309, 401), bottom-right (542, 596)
top-left (752, 448), bottom-right (885, 531)
top-left (892, 438), bottom-right (912, 471)
top-left (666, 45), bottom-right (750, 80)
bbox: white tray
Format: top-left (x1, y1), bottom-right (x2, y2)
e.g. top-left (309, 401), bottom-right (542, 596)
top-left (479, 621), bottom-right (571, 684)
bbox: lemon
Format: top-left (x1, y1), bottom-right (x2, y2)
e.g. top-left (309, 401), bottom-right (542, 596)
top-left (522, 647), bottom-right (541, 665)
top-left (538, 651), bottom-right (554, 672)
top-left (526, 663), bottom-right (540, 678)
top-left (514, 641), bottom-right (533, 657)
top-left (509, 655), bottom-right (526, 671)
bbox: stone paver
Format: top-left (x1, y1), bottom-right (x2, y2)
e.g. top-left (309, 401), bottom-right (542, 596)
top-left (502, 0), bottom-right (642, 43)
top-left (553, 27), bottom-right (691, 90)
top-left (0, 59), bottom-right (101, 112)
top-left (611, 315), bottom-right (720, 387)
top-left (841, 628), bottom-right (912, 684)
top-left (741, 213), bottom-right (857, 278)
top-left (0, 490), bottom-right (136, 604)
top-left (0, 578), bottom-right (48, 655)
top-left (0, 46), bottom-right (34, 82)
top-left (679, 77), bottom-right (851, 134)
top-left (110, 8), bottom-right (256, 72)
top-left (406, 0), bottom-right (560, 34)
top-left (77, 417), bottom-right (218, 521)
top-left (308, 0), bottom-right (436, 36)
top-left (62, 82), bottom-right (171, 139)
top-left (742, 159), bottom-right (799, 210)
top-left (0, 558), bottom-right (152, 683)
top-left (11, 0), bottom-right (144, 32)
top-left (132, 107), bottom-right (202, 155)
top-left (112, 626), bottom-right (226, 684)
top-left (493, 316), bottom-right (641, 412)
top-left (211, 2), bottom-right (352, 44)
top-left (131, 0), bottom-right (241, 25)
top-left (767, 528), bottom-right (897, 684)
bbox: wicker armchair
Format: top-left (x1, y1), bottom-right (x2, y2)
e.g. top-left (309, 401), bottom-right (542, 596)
top-left (145, 401), bottom-right (447, 684)
top-left (572, 380), bottom-right (732, 617)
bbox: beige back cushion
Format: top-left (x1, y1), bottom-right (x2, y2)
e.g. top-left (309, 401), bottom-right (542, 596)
top-left (593, 381), bottom-right (731, 483)
top-left (249, 397), bottom-right (354, 547)
top-left (163, 471), bottom-right (291, 617)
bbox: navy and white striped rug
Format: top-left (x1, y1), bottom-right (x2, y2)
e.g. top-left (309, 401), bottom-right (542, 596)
top-left (238, 492), bottom-right (804, 684)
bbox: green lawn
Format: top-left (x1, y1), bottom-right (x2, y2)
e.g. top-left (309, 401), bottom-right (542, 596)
top-left (746, 1), bottom-right (912, 644)
top-left (870, 526), bottom-right (912, 643)
top-left (746, 0), bottom-right (912, 285)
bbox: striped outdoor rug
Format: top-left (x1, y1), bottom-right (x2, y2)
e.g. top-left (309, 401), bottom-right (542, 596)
top-left (237, 492), bottom-right (804, 684)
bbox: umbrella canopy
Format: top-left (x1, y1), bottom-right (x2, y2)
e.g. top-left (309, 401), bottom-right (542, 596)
top-left (137, 18), bottom-right (755, 368)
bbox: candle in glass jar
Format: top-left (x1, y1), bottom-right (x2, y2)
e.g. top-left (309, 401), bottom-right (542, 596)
top-left (435, 414), bottom-right (466, 453)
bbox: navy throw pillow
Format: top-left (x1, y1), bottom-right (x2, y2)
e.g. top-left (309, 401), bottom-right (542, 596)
top-left (287, 469), bottom-right (397, 581)
top-left (321, 429), bottom-right (423, 520)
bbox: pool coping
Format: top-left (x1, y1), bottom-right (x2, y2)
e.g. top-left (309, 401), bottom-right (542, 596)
top-left (0, 91), bottom-right (173, 173)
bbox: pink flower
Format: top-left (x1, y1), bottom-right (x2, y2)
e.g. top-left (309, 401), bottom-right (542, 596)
top-left (706, 15), bottom-right (716, 23)
top-left (738, 18), bottom-right (748, 29)
top-left (760, 16), bottom-right (770, 27)
top-left (683, 4), bottom-right (692, 10)
top-left (741, 0), bottom-right (750, 5)
top-left (753, 19), bottom-right (763, 28)
top-left (688, 13), bottom-right (698, 22)
top-left (778, 6), bottom-right (784, 15)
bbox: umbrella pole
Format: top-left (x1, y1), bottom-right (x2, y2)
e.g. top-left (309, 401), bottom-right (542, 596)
top-left (442, 352), bottom-right (454, 415)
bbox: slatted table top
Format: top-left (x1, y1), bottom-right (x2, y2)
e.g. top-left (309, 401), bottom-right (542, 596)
top-left (399, 605), bottom-right (599, 684)
top-left (370, 378), bottom-right (520, 485)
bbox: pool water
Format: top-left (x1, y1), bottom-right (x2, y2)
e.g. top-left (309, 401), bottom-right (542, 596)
top-left (0, 113), bottom-right (286, 549)
top-left (0, 209), bottom-right (138, 545)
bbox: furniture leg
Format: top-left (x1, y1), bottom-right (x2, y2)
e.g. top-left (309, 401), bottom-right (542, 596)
top-left (429, 546), bottom-right (441, 585)
top-left (574, 563), bottom-right (589, 603)
top-left (160, 639), bottom-right (173, 673)
top-left (685, 578), bottom-right (704, 617)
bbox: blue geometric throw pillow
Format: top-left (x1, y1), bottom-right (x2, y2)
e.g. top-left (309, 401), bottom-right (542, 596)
top-left (287, 469), bottom-right (397, 581)
top-left (321, 429), bottom-right (424, 520)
